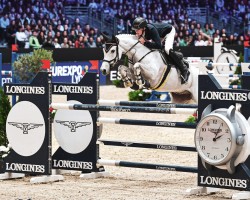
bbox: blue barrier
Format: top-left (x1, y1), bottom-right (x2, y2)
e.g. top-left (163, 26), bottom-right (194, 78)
top-left (146, 91), bottom-right (171, 102)
top-left (245, 47), bottom-right (250, 62)
top-left (0, 52), bottom-right (16, 105)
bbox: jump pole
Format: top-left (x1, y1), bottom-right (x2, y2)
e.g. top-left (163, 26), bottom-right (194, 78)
top-left (97, 159), bottom-right (198, 173)
top-left (51, 103), bottom-right (197, 115)
top-left (207, 63), bottom-right (241, 67)
top-left (98, 117), bottom-right (197, 129)
top-left (98, 139), bottom-right (196, 152)
top-left (221, 85), bottom-right (242, 89)
top-left (98, 99), bottom-right (198, 108)
top-left (210, 74), bottom-right (242, 78)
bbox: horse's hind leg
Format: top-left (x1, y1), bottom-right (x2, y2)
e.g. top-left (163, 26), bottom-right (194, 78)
top-left (118, 65), bottom-right (133, 87)
top-left (133, 63), bottom-right (150, 88)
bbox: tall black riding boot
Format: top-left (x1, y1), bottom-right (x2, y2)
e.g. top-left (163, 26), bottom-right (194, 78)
top-left (169, 49), bottom-right (190, 84)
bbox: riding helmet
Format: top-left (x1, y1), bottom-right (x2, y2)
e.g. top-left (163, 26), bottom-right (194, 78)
top-left (132, 17), bottom-right (147, 30)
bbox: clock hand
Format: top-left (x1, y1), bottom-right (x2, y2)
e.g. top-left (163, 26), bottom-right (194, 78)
top-left (216, 123), bottom-right (222, 135)
top-left (213, 134), bottom-right (223, 141)
top-left (212, 123), bottom-right (223, 141)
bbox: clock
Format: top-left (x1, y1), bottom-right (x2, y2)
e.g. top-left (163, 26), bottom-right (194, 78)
top-left (195, 105), bottom-right (250, 174)
top-left (215, 48), bottom-right (238, 74)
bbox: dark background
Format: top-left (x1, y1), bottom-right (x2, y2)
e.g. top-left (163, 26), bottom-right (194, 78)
top-left (1, 45), bottom-right (244, 63)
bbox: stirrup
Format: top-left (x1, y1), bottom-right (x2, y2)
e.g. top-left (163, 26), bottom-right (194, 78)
top-left (180, 71), bottom-right (190, 84)
top-left (181, 75), bottom-right (188, 84)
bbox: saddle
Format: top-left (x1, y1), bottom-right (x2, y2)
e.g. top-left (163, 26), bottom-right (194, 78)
top-left (159, 50), bottom-right (174, 66)
top-left (160, 50), bottom-right (189, 69)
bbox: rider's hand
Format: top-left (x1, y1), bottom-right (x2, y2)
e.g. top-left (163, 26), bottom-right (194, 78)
top-left (139, 37), bottom-right (145, 44)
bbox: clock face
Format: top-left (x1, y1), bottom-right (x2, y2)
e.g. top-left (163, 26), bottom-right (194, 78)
top-left (216, 52), bottom-right (238, 74)
top-left (195, 115), bottom-right (234, 165)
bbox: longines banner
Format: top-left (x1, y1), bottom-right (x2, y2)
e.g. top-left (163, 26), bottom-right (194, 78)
top-left (198, 74), bottom-right (250, 191)
top-left (52, 73), bottom-right (98, 172)
top-left (4, 72), bottom-right (51, 175)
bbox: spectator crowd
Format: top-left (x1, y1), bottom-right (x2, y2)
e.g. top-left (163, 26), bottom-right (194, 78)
top-left (0, 0), bottom-right (248, 49)
top-left (0, 0), bottom-right (104, 48)
top-left (88, 0), bottom-right (249, 46)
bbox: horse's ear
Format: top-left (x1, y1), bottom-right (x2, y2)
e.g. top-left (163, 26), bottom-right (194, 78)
top-left (101, 32), bottom-right (111, 42)
top-left (112, 35), bottom-right (119, 44)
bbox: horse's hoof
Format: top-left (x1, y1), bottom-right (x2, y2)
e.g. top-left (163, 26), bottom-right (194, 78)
top-left (136, 80), bottom-right (143, 86)
top-left (138, 84), bottom-right (144, 90)
top-left (124, 82), bottom-right (133, 87)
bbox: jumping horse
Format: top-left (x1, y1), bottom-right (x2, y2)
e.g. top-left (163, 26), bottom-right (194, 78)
top-left (100, 34), bottom-right (199, 103)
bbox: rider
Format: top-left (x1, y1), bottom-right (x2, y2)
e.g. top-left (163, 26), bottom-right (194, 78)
top-left (132, 17), bottom-right (190, 84)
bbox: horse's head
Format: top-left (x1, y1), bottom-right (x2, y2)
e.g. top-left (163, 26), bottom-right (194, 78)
top-left (101, 34), bottom-right (122, 75)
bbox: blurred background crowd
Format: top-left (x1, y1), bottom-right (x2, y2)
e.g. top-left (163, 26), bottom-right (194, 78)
top-left (0, 0), bottom-right (249, 49)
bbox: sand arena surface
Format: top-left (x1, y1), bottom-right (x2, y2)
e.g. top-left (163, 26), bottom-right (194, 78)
top-left (0, 85), bottom-right (239, 200)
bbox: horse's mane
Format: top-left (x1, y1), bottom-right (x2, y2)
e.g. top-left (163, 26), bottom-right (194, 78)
top-left (116, 33), bottom-right (153, 52)
top-left (116, 34), bottom-right (138, 41)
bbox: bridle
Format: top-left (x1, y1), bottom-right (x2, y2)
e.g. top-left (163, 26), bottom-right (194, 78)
top-left (102, 42), bottom-right (120, 65)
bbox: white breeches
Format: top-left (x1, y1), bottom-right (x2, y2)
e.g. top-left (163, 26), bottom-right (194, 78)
top-left (163, 27), bottom-right (176, 55)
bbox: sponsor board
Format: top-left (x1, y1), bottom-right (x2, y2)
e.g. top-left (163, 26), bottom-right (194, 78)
top-left (51, 61), bottom-right (100, 83)
top-left (0, 63), bottom-right (12, 87)
top-left (198, 74), bottom-right (250, 191)
top-left (3, 72), bottom-right (51, 175)
top-left (52, 73), bottom-right (98, 172)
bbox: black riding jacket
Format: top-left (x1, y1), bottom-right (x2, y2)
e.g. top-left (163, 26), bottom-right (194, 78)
top-left (143, 23), bottom-right (173, 50)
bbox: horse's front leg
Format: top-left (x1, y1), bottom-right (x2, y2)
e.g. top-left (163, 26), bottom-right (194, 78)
top-left (118, 65), bottom-right (133, 87)
top-left (133, 63), bottom-right (151, 88)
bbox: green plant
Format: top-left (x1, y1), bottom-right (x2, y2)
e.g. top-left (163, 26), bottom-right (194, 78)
top-left (230, 78), bottom-right (241, 85)
top-left (234, 65), bottom-right (242, 75)
top-left (51, 110), bottom-right (57, 122)
top-left (238, 52), bottom-right (244, 63)
top-left (0, 145), bottom-right (11, 161)
top-left (112, 79), bottom-right (124, 88)
top-left (128, 90), bottom-right (151, 101)
top-left (0, 87), bottom-right (11, 147)
top-left (123, 55), bottom-right (129, 66)
top-left (234, 52), bottom-right (243, 75)
top-left (230, 52), bottom-right (243, 86)
top-left (185, 115), bottom-right (196, 124)
top-left (13, 49), bottom-right (54, 82)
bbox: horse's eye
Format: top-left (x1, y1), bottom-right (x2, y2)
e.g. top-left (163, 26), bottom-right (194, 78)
top-left (111, 50), bottom-right (115, 53)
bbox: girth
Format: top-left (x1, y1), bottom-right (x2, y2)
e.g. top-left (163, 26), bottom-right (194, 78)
top-left (151, 63), bottom-right (172, 90)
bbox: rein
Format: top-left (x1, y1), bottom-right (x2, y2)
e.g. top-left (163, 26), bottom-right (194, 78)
top-left (103, 36), bottom-right (158, 66)
top-left (123, 37), bottom-right (155, 64)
